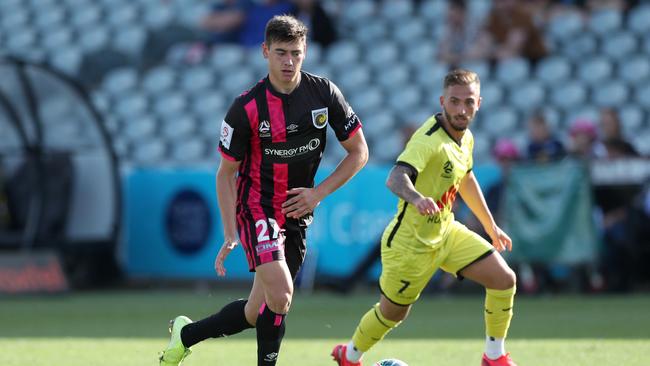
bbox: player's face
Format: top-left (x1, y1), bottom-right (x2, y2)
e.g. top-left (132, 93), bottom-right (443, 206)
top-left (263, 38), bottom-right (306, 87)
top-left (440, 83), bottom-right (481, 132)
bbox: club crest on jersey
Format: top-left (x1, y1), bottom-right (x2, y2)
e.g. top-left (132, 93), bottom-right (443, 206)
top-left (441, 160), bottom-right (454, 178)
top-left (258, 120), bottom-right (271, 137)
top-left (311, 107), bottom-right (328, 129)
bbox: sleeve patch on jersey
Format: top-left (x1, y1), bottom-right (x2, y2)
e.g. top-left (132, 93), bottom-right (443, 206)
top-left (220, 120), bottom-right (234, 149)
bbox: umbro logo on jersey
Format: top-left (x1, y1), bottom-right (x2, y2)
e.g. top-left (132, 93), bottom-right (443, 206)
top-left (287, 123), bottom-right (299, 133)
top-left (258, 120), bottom-right (271, 137)
top-left (441, 160), bottom-right (453, 178)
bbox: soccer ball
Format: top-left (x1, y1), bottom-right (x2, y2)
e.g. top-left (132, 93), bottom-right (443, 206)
top-left (374, 359), bottom-right (408, 366)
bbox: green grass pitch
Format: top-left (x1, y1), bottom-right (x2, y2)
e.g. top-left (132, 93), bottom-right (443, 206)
top-left (1, 290), bottom-right (649, 365)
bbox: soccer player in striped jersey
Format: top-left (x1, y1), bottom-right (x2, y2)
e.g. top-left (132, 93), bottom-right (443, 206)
top-left (159, 15), bottom-right (368, 366)
top-left (332, 69), bottom-right (518, 366)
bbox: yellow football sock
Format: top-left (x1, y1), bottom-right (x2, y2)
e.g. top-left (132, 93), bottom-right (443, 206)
top-left (485, 286), bottom-right (516, 338)
top-left (351, 303), bottom-right (401, 353)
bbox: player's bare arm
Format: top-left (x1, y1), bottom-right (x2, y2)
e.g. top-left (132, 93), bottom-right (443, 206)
top-left (386, 165), bottom-right (440, 216)
top-left (282, 130), bottom-right (368, 219)
top-left (214, 158), bottom-right (241, 276)
top-left (458, 171), bottom-right (512, 252)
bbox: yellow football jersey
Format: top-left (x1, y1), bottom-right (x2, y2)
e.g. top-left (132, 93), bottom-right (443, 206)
top-left (383, 113), bottom-right (474, 250)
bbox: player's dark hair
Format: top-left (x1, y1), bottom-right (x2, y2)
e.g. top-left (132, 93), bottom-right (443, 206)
top-left (265, 15), bottom-right (308, 47)
top-left (444, 69), bottom-right (480, 90)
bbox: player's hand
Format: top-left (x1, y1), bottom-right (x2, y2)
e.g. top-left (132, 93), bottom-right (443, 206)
top-left (282, 187), bottom-right (322, 219)
top-left (214, 240), bottom-right (238, 277)
top-left (413, 196), bottom-right (441, 216)
top-left (487, 225), bottom-right (512, 252)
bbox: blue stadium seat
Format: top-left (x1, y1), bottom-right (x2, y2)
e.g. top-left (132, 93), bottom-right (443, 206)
top-left (377, 64), bottom-right (410, 90)
top-left (627, 4), bottom-right (650, 36)
top-left (161, 115), bottom-right (196, 140)
top-left (349, 86), bottom-right (383, 118)
top-left (180, 67), bottom-right (214, 96)
top-left (123, 115), bottom-right (157, 142)
top-left (115, 92), bottom-right (148, 120)
top-left (634, 84), bottom-right (650, 108)
top-left (405, 41), bottom-right (436, 68)
top-left (220, 68), bottom-right (256, 99)
top-left (132, 138), bottom-right (167, 164)
top-left (562, 33), bottom-right (598, 61)
top-left (106, 4), bottom-right (139, 29)
top-left (33, 5), bottom-right (65, 31)
top-left (50, 47), bottom-right (83, 76)
top-left (364, 42), bottom-right (399, 70)
top-left (380, 0), bottom-right (414, 24)
top-left (393, 20), bottom-right (426, 44)
top-left (336, 64), bottom-right (371, 95)
top-left (479, 83), bottom-right (505, 111)
top-left (414, 62), bottom-right (448, 94)
top-left (618, 55), bottom-right (650, 85)
top-left (588, 9), bottom-right (623, 36)
top-left (340, 0), bottom-right (375, 27)
top-left (535, 56), bottom-right (572, 86)
top-left (351, 19), bottom-right (388, 45)
top-left (509, 81), bottom-right (545, 112)
top-left (209, 44), bottom-right (246, 71)
top-left (191, 91), bottom-right (227, 119)
top-left (142, 4), bottom-right (174, 29)
top-left (496, 58), bottom-right (529, 85)
top-left (578, 57), bottom-right (613, 85)
top-left (302, 43), bottom-right (322, 70)
top-left (325, 41), bottom-right (361, 70)
top-left (592, 81), bottom-right (628, 108)
top-left (371, 131), bottom-right (404, 163)
top-left (601, 31), bottom-right (637, 60)
top-left (41, 27), bottom-right (73, 52)
top-left (547, 11), bottom-right (584, 42)
top-left (550, 81), bottom-right (587, 110)
top-left (460, 60), bottom-right (491, 81)
top-left (387, 85), bottom-right (421, 114)
top-left (565, 106), bottom-right (599, 127)
top-left (79, 26), bottom-right (110, 53)
top-left (171, 138), bottom-right (207, 163)
top-left (142, 66), bottom-right (176, 96)
top-left (631, 132), bottom-right (650, 156)
top-left (70, 5), bottom-right (101, 30)
top-left (102, 67), bottom-right (139, 96)
top-left (419, 0), bottom-right (447, 21)
top-left (112, 25), bottom-right (147, 59)
top-left (482, 107), bottom-right (518, 137)
top-left (154, 92), bottom-right (188, 119)
top-left (619, 105), bottom-right (645, 135)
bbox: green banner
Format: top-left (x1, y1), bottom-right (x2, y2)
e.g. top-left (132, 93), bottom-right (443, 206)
top-left (503, 159), bottom-right (599, 264)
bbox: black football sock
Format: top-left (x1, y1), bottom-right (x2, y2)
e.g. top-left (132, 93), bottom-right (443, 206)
top-left (256, 303), bottom-right (286, 366)
top-left (180, 299), bottom-right (254, 347)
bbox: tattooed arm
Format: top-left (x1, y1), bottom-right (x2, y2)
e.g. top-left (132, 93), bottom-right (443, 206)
top-left (386, 164), bottom-right (440, 216)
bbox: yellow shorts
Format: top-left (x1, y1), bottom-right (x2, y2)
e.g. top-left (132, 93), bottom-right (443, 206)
top-left (379, 221), bottom-right (494, 305)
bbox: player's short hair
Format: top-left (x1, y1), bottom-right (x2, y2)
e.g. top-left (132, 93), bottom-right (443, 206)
top-left (265, 15), bottom-right (308, 47)
top-left (443, 69), bottom-right (480, 90)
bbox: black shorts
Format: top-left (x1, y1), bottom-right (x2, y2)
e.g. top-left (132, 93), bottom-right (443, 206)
top-left (238, 217), bottom-right (306, 280)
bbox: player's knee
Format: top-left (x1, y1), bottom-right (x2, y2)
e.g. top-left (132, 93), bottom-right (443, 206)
top-left (266, 290), bottom-right (293, 314)
top-left (497, 267), bottom-right (517, 290)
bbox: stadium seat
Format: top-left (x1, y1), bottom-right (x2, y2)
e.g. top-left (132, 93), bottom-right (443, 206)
top-left (161, 115), bottom-right (195, 140)
top-left (414, 62), bottom-right (449, 90)
top-left (592, 81), bottom-right (628, 108)
top-left (302, 43), bottom-right (322, 70)
top-left (377, 64), bottom-right (410, 90)
top-left (470, 132), bottom-right (491, 163)
top-left (210, 45), bottom-right (246, 71)
top-left (153, 92), bottom-right (187, 119)
top-left (41, 27), bottom-right (73, 52)
top-left (618, 105), bottom-right (645, 135)
top-left (123, 115), bottom-right (156, 141)
top-left (180, 67), bottom-right (214, 96)
top-left (70, 5), bottom-right (101, 30)
top-left (509, 81), bottom-right (545, 112)
top-left (547, 10), bottom-right (584, 42)
top-left (392, 19), bottom-right (426, 45)
top-left (617, 55), bottom-right (650, 85)
top-left (220, 69), bottom-right (256, 99)
top-left (405, 41), bottom-right (436, 68)
top-left (102, 67), bottom-right (139, 96)
top-left (364, 42), bottom-right (398, 70)
top-left (534, 56), bottom-right (572, 86)
top-left (482, 107), bottom-right (518, 137)
top-left (551, 81), bottom-right (587, 110)
top-left (112, 25), bottom-right (147, 60)
top-left (460, 60), bottom-right (491, 81)
top-left (601, 31), bottom-right (637, 60)
top-left (634, 84), bottom-right (650, 108)
top-left (478, 83), bottom-right (504, 111)
top-left (49, 47), bottom-right (83, 76)
top-left (419, 0), bottom-right (447, 21)
top-left (6, 28), bottom-right (37, 53)
top-left (565, 106), bottom-right (599, 126)
top-left (632, 132), bottom-right (650, 156)
top-left (340, 0), bottom-right (375, 28)
top-left (387, 85), bottom-right (421, 114)
top-left (79, 26), bottom-right (110, 53)
top-left (627, 4), bottom-right (650, 36)
top-left (307, 64), bottom-right (333, 79)
top-left (33, 6), bottom-right (65, 31)
top-left (142, 4), bottom-right (174, 29)
top-left (170, 138), bottom-right (206, 162)
top-left (142, 66), bottom-right (177, 96)
top-left (0, 7), bottom-right (29, 33)
top-left (132, 139), bottom-right (167, 164)
top-left (191, 91), bottom-right (227, 119)
top-left (106, 4), bottom-right (138, 29)
top-left (336, 64), bottom-right (371, 95)
top-left (562, 33), bottom-right (598, 62)
top-left (578, 57), bottom-right (613, 85)
top-left (115, 92), bottom-right (148, 120)
top-left (325, 41), bottom-right (361, 70)
top-left (496, 58), bottom-right (529, 85)
top-left (588, 8), bottom-right (623, 36)
top-left (371, 132), bottom-right (404, 163)
top-left (380, 0), bottom-right (414, 23)
top-left (351, 19), bottom-right (388, 46)
top-left (349, 87), bottom-right (383, 121)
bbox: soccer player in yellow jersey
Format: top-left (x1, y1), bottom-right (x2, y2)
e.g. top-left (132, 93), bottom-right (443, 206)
top-left (332, 69), bottom-right (518, 366)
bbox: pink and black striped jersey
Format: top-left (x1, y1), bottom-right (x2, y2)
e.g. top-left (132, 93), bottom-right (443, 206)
top-left (218, 71), bottom-right (362, 230)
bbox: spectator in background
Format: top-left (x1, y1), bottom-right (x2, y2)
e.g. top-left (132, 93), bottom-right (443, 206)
top-left (437, 0), bottom-right (482, 67)
top-left (526, 111), bottom-right (566, 162)
top-left (473, 0), bottom-right (548, 65)
top-left (568, 118), bottom-right (604, 159)
top-left (200, 0), bottom-right (250, 46)
top-left (239, 0), bottom-right (295, 47)
top-left (599, 108), bottom-right (638, 158)
top-left (291, 0), bottom-right (338, 48)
